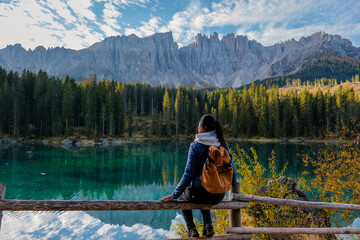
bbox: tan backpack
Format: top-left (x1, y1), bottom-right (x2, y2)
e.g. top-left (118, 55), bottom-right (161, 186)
top-left (200, 145), bottom-right (234, 194)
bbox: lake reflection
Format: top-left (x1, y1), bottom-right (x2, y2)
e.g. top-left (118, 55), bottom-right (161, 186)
top-left (0, 140), bottom-right (313, 239)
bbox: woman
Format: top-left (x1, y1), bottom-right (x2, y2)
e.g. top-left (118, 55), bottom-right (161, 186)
top-left (160, 114), bottom-right (237, 237)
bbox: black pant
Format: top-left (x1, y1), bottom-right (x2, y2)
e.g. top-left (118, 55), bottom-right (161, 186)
top-left (179, 186), bottom-right (225, 229)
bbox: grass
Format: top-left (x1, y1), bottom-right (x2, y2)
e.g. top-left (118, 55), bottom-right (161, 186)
top-left (279, 82), bottom-right (360, 96)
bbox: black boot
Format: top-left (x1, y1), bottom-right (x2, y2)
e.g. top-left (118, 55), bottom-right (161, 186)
top-left (188, 227), bottom-right (199, 237)
top-left (181, 210), bottom-right (199, 237)
top-left (203, 223), bottom-right (215, 237)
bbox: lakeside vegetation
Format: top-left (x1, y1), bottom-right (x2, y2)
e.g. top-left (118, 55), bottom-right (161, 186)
top-left (173, 126), bottom-right (360, 238)
top-left (0, 66), bottom-right (360, 140)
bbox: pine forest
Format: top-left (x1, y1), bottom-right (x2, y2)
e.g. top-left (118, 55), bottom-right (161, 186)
top-left (1, 67), bottom-right (360, 139)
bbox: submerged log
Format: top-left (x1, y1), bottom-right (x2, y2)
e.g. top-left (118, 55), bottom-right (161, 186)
top-left (232, 194), bottom-right (360, 211)
top-left (226, 227), bottom-right (360, 235)
top-left (0, 200), bottom-right (248, 211)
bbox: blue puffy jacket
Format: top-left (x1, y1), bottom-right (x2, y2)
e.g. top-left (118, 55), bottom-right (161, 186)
top-left (171, 141), bottom-right (237, 199)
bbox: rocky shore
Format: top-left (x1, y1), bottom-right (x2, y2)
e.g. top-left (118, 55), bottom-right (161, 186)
top-left (0, 138), bottom-right (17, 146)
top-left (0, 135), bottom-right (335, 148)
top-left (0, 137), bottom-right (126, 148)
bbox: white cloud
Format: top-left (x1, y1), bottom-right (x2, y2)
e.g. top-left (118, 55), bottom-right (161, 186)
top-left (0, 0), bottom-right (126, 50)
top-left (100, 0), bottom-right (360, 47)
top-left (237, 26), bottom-right (320, 46)
top-left (0, 0), bottom-right (103, 49)
top-left (116, 0), bottom-right (151, 8)
top-left (154, 0), bottom-right (360, 47)
top-left (67, 0), bottom-right (96, 21)
top-left (100, 0), bottom-right (156, 37)
top-left (104, 3), bottom-right (122, 20)
top-left (125, 17), bottom-right (162, 37)
top-left (100, 24), bottom-right (120, 37)
top-left (0, 0), bottom-right (359, 50)
top-left (205, 0), bottom-right (310, 26)
top-left (102, 2), bottom-right (122, 35)
top-left (236, 24), bottom-right (359, 46)
top-left (37, 0), bottom-right (77, 25)
top-left (158, 0), bottom-right (206, 43)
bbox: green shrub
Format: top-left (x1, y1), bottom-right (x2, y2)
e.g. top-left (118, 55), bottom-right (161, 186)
top-left (172, 146), bottom-right (293, 238)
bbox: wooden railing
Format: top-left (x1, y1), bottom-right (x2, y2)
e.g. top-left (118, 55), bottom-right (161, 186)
top-left (232, 193), bottom-right (360, 211)
top-left (227, 192), bottom-right (360, 236)
top-left (0, 183), bottom-right (250, 239)
top-left (1, 182), bottom-right (360, 239)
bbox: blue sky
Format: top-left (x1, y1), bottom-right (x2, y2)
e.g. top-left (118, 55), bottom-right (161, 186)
top-left (0, 0), bottom-right (359, 50)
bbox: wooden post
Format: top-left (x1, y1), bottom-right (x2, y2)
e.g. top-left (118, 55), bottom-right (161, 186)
top-left (229, 182), bottom-right (241, 228)
top-left (0, 183), bottom-right (5, 231)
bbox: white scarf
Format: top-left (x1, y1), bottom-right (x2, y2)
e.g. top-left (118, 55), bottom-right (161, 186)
top-left (194, 130), bottom-right (221, 147)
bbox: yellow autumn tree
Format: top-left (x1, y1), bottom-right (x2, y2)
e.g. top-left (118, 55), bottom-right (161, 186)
top-left (303, 124), bottom-right (360, 226)
top-left (163, 89), bottom-right (172, 136)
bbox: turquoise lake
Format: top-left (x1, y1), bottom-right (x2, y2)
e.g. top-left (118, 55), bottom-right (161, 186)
top-left (0, 141), bottom-right (332, 239)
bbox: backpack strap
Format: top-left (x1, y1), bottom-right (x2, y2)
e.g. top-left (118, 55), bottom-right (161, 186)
top-left (217, 163), bottom-right (233, 174)
top-left (207, 155), bottom-right (216, 164)
top-left (204, 155), bottom-right (215, 171)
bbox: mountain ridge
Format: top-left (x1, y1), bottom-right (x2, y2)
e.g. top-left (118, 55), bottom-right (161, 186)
top-left (0, 31), bottom-right (359, 87)
top-left (245, 55), bottom-right (360, 89)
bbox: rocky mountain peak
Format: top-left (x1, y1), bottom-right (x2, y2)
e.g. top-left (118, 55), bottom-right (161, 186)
top-left (33, 46), bottom-right (46, 52)
top-left (210, 32), bottom-right (219, 40)
top-left (0, 31), bottom-right (358, 88)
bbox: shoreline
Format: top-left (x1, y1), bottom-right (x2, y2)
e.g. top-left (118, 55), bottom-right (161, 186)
top-left (0, 135), bottom-right (339, 148)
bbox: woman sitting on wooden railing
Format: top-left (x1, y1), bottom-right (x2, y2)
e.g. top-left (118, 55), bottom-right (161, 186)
top-left (160, 115), bottom-right (238, 238)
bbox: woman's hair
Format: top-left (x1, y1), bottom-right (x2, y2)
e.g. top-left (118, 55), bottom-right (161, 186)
top-left (199, 114), bottom-right (226, 148)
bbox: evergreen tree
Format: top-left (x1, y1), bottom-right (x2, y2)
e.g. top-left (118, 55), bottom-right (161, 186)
top-left (315, 88), bottom-right (325, 136)
top-left (174, 87), bottom-right (183, 136)
top-left (48, 78), bottom-right (63, 136)
top-left (127, 99), bottom-right (133, 138)
top-left (115, 83), bottom-right (126, 135)
top-left (185, 94), bottom-right (192, 134)
top-left (107, 80), bottom-right (116, 136)
top-left (62, 75), bottom-right (76, 135)
top-left (218, 93), bottom-right (227, 125)
top-left (355, 74), bottom-right (360, 83)
top-left (324, 90), bottom-right (333, 133)
top-left (151, 107), bottom-right (157, 135)
top-left (192, 97), bottom-right (200, 132)
top-left (1, 67), bottom-right (360, 139)
top-left (210, 107), bottom-right (217, 119)
top-left (0, 75), bottom-right (11, 134)
top-left (162, 89), bottom-right (172, 136)
top-left (82, 75), bottom-right (98, 137)
top-left (204, 103), bottom-right (209, 114)
top-left (33, 71), bottom-right (48, 135)
top-left (299, 89), bottom-right (314, 137)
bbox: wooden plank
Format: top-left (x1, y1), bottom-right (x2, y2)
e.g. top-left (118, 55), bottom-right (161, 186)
top-left (232, 194), bottom-right (360, 211)
top-left (0, 200), bottom-right (248, 211)
top-left (160, 234), bottom-right (252, 240)
top-left (0, 183), bottom-right (5, 231)
top-left (226, 227), bottom-right (360, 235)
top-left (230, 182), bottom-right (241, 228)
